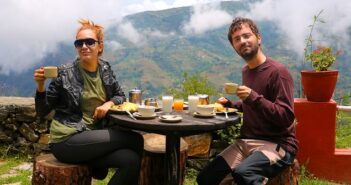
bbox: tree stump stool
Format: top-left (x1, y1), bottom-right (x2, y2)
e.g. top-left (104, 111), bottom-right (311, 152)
top-left (139, 133), bottom-right (189, 185)
top-left (267, 159), bottom-right (299, 185)
top-left (32, 153), bottom-right (92, 185)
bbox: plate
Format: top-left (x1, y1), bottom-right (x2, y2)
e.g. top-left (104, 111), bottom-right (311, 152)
top-left (109, 108), bottom-right (129, 114)
top-left (132, 112), bottom-right (157, 119)
top-left (193, 112), bottom-right (216, 118)
top-left (215, 108), bottom-right (238, 115)
top-left (159, 115), bottom-right (182, 123)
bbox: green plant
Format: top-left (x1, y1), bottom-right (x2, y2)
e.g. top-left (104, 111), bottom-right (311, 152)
top-left (166, 72), bottom-right (218, 99)
top-left (304, 10), bottom-right (341, 71)
top-left (216, 112), bottom-right (242, 144)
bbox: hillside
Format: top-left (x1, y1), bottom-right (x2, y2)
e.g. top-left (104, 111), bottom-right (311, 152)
top-left (0, 1), bottom-right (350, 100)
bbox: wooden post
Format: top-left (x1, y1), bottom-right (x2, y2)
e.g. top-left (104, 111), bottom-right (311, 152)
top-left (267, 159), bottom-right (299, 185)
top-left (139, 133), bottom-right (188, 185)
top-left (32, 153), bottom-right (92, 185)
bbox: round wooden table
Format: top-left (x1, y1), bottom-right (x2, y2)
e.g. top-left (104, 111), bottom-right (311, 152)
top-left (109, 111), bottom-right (240, 185)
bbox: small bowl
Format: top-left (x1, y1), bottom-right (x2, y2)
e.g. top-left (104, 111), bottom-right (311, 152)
top-left (138, 105), bottom-right (156, 117)
top-left (196, 104), bottom-right (215, 115)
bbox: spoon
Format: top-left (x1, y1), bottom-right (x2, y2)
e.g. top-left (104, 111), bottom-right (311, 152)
top-left (224, 107), bottom-right (229, 119)
top-left (126, 110), bottom-right (137, 120)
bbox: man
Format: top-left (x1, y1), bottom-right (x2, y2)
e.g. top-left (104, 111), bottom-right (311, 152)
top-left (197, 17), bottom-right (298, 185)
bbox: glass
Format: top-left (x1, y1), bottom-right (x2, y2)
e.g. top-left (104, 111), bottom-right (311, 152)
top-left (188, 95), bottom-right (199, 113)
top-left (74, 38), bottom-right (99, 48)
top-left (173, 99), bottom-right (184, 112)
top-left (162, 96), bottom-right (173, 114)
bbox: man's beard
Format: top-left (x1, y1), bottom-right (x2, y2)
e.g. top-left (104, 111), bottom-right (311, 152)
top-left (237, 43), bottom-right (259, 61)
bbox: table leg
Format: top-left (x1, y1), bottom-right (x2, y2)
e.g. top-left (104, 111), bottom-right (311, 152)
top-left (165, 134), bottom-right (181, 185)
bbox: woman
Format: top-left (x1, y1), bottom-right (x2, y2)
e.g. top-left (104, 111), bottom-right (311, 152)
top-left (33, 19), bottom-right (143, 185)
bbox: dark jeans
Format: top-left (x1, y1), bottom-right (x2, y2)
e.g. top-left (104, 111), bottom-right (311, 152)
top-left (50, 127), bottom-right (144, 185)
top-left (197, 151), bottom-right (295, 185)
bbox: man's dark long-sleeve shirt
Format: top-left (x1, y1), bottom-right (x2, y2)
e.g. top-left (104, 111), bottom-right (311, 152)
top-left (231, 58), bottom-right (298, 154)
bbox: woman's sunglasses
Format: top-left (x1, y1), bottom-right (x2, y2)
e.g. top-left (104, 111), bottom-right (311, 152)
top-left (74, 38), bottom-right (99, 48)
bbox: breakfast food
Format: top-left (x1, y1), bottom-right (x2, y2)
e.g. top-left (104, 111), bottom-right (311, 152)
top-left (111, 102), bottom-right (138, 112)
top-left (213, 103), bottom-right (225, 112)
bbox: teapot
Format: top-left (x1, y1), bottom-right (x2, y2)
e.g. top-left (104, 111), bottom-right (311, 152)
top-left (198, 94), bottom-right (210, 105)
top-left (129, 88), bottom-right (142, 105)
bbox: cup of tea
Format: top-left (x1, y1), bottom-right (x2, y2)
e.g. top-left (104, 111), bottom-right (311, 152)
top-left (224, 83), bottom-right (238, 94)
top-left (138, 105), bottom-right (156, 117)
top-left (43, 66), bottom-right (58, 78)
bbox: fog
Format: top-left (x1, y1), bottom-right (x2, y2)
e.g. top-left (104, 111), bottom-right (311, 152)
top-left (1, 0), bottom-right (350, 75)
top-left (238, 0), bottom-right (351, 58)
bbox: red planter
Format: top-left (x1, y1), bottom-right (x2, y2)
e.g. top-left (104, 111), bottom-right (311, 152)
top-left (301, 70), bottom-right (338, 102)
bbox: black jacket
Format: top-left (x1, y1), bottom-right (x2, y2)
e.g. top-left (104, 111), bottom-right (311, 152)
top-left (35, 59), bottom-right (126, 131)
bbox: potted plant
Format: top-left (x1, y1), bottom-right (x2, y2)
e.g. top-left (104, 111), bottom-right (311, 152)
top-left (301, 10), bottom-right (341, 102)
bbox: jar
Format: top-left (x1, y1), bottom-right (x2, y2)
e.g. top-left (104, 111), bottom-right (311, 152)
top-left (129, 88), bottom-right (142, 105)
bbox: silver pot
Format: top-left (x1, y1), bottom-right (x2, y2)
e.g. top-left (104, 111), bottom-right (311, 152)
top-left (144, 98), bottom-right (158, 107)
top-left (129, 88), bottom-right (142, 105)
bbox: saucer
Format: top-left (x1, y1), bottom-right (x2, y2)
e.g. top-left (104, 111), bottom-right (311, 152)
top-left (159, 115), bottom-right (182, 123)
top-left (193, 112), bottom-right (216, 118)
top-left (132, 112), bottom-right (157, 119)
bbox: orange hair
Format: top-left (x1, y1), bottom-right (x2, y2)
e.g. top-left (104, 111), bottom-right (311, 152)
top-left (77, 19), bottom-right (104, 56)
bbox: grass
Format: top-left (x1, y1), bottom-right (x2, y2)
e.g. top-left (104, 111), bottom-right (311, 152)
top-left (336, 112), bottom-right (351, 148)
top-left (0, 156), bottom-right (32, 185)
top-left (0, 153), bottom-right (347, 185)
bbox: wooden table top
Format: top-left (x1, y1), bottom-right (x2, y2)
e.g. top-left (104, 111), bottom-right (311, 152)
top-left (109, 111), bottom-right (241, 136)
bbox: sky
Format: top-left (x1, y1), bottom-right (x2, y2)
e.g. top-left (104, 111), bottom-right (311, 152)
top-left (0, 0), bottom-right (351, 75)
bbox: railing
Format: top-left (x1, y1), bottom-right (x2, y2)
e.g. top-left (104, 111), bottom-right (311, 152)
top-left (337, 105), bottom-right (351, 112)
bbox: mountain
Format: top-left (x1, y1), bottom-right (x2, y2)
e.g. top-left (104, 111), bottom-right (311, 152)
top-left (1, 1), bottom-right (350, 100)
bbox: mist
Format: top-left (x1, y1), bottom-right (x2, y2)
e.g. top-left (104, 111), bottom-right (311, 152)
top-left (2, 0), bottom-right (349, 75)
top-left (0, 0), bottom-right (227, 75)
top-left (0, 0), bottom-right (127, 75)
top-left (238, 0), bottom-right (351, 58)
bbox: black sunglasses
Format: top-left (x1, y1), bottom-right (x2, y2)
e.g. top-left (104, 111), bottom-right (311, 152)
top-left (74, 38), bottom-right (99, 48)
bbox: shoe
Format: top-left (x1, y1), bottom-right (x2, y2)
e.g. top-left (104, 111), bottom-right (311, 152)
top-left (91, 167), bottom-right (108, 180)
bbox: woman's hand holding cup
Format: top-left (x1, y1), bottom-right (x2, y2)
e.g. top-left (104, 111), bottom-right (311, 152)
top-left (34, 67), bottom-right (46, 92)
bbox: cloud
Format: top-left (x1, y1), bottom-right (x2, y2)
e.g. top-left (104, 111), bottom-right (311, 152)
top-left (183, 2), bottom-right (232, 35)
top-left (115, 21), bottom-right (176, 46)
top-left (0, 0), bottom-right (226, 74)
top-left (0, 0), bottom-right (125, 75)
top-left (122, 0), bottom-right (226, 16)
top-left (237, 0), bottom-right (351, 58)
top-left (117, 22), bottom-right (144, 44)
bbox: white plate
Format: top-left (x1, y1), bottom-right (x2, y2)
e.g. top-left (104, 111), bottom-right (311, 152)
top-left (193, 112), bottom-right (216, 118)
top-left (132, 112), bottom-right (157, 119)
top-left (159, 115), bottom-right (182, 123)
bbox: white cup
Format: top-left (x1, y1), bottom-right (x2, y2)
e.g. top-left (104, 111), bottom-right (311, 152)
top-left (224, 83), bottom-right (238, 94)
top-left (44, 66), bottom-right (58, 78)
top-left (188, 95), bottom-right (199, 113)
top-left (196, 104), bottom-right (215, 115)
top-left (138, 105), bottom-right (155, 117)
top-left (162, 96), bottom-right (173, 114)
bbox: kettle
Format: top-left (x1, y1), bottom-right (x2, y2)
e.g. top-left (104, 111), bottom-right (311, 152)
top-left (129, 88), bottom-right (142, 105)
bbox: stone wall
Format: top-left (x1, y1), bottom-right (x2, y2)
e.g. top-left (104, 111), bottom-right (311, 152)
top-left (0, 96), bottom-right (51, 155)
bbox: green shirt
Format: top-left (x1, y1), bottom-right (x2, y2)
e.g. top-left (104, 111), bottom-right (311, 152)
top-left (49, 64), bottom-right (107, 143)
top-left (79, 64), bottom-right (107, 128)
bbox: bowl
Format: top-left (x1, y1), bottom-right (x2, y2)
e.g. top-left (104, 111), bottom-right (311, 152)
top-left (196, 104), bottom-right (215, 115)
top-left (138, 105), bottom-right (156, 117)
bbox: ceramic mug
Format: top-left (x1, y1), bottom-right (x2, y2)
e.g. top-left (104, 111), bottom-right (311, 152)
top-left (43, 66), bottom-right (58, 78)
